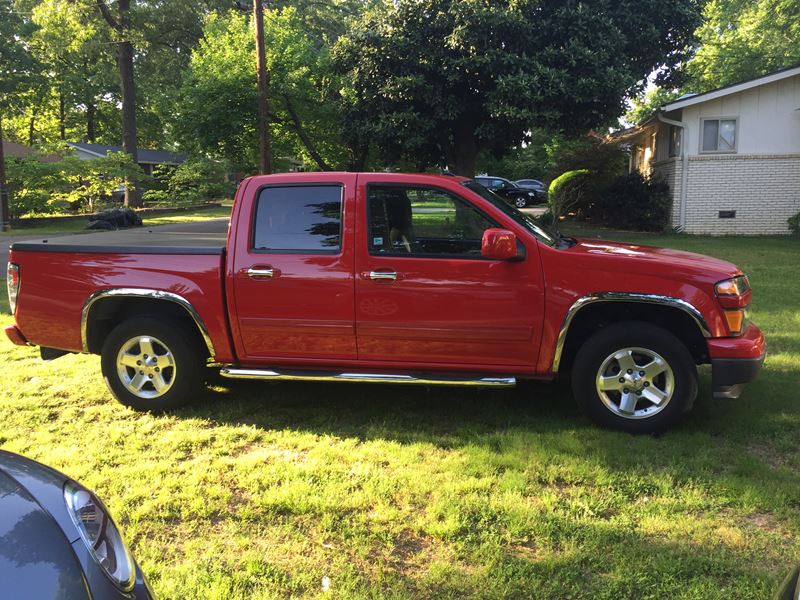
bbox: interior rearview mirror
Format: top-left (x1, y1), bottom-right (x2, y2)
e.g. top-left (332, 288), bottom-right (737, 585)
top-left (481, 228), bottom-right (520, 261)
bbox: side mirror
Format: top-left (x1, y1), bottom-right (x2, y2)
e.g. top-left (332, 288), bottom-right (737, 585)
top-left (482, 228), bottom-right (520, 261)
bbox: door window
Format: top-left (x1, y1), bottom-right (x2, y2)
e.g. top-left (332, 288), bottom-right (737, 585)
top-left (367, 185), bottom-right (495, 258)
top-left (252, 185), bottom-right (342, 252)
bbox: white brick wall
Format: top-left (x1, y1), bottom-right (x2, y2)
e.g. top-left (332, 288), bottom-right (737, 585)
top-left (654, 154), bottom-right (800, 235)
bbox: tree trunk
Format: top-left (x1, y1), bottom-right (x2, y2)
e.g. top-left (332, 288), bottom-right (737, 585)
top-left (0, 115), bottom-right (9, 231)
top-left (28, 116), bottom-right (35, 146)
top-left (118, 38), bottom-right (141, 207)
top-left (58, 92), bottom-right (66, 141)
top-left (96, 0), bottom-right (141, 207)
top-left (283, 94), bottom-right (330, 171)
top-left (86, 102), bottom-right (96, 142)
top-left (254, 0), bottom-right (271, 174)
top-left (448, 120), bottom-right (478, 177)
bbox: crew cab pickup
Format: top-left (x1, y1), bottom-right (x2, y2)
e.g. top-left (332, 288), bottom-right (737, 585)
top-left (5, 173), bottom-right (765, 433)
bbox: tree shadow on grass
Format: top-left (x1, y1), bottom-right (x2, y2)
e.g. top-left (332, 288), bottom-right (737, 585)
top-left (182, 367), bottom-right (800, 515)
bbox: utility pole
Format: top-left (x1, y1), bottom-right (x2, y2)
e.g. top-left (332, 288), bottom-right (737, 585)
top-left (253, 0), bottom-right (271, 174)
top-left (0, 115), bottom-right (9, 232)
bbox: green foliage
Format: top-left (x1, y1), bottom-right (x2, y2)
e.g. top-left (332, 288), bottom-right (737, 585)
top-left (625, 86), bottom-right (685, 125)
top-left (591, 172), bottom-right (673, 232)
top-left (144, 158), bottom-right (233, 206)
top-left (788, 212), bottom-right (800, 236)
top-left (6, 152), bottom-right (146, 215)
top-left (687, 0), bottom-right (800, 92)
top-left (335, 0), bottom-right (701, 175)
top-left (177, 9), bottom-right (347, 172)
top-left (546, 169), bottom-right (591, 232)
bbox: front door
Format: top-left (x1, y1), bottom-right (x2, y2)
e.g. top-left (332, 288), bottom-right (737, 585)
top-left (355, 181), bottom-right (544, 370)
top-left (231, 176), bottom-right (357, 362)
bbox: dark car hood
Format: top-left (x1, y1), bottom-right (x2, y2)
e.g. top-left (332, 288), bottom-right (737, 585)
top-left (0, 469), bottom-right (90, 599)
top-left (568, 238), bottom-right (741, 283)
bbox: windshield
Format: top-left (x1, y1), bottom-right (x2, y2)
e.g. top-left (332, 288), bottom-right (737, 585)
top-left (462, 180), bottom-right (556, 247)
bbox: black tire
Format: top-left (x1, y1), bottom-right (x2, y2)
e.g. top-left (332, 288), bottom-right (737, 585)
top-left (100, 316), bottom-right (206, 412)
top-left (514, 196), bottom-right (528, 208)
top-left (570, 321), bottom-right (697, 434)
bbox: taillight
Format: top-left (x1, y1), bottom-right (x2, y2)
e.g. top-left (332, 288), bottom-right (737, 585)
top-left (7, 263), bottom-right (19, 314)
top-left (715, 275), bottom-right (751, 334)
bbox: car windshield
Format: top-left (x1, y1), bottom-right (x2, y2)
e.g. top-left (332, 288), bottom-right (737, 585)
top-left (462, 180), bottom-right (556, 247)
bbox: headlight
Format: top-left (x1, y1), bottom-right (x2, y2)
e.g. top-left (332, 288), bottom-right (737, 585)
top-left (64, 482), bottom-right (135, 591)
top-left (715, 275), bottom-right (752, 334)
top-left (528, 192), bottom-right (535, 197)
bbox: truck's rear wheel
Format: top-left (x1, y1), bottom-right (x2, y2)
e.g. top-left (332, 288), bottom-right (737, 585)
top-left (570, 321), bottom-right (697, 434)
top-left (101, 316), bottom-right (205, 412)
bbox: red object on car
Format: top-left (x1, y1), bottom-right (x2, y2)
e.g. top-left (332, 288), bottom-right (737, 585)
top-left (5, 172), bottom-right (765, 433)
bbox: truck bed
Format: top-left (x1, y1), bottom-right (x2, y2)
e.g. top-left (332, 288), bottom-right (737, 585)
top-left (10, 229), bottom-right (227, 255)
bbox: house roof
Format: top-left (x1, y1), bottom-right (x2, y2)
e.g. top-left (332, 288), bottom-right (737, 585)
top-left (662, 63), bottom-right (800, 112)
top-left (67, 142), bottom-right (187, 165)
top-left (2, 141), bottom-right (61, 163)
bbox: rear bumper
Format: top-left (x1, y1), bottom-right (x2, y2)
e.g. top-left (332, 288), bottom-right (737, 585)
top-left (4, 325), bottom-right (30, 346)
top-left (707, 323), bottom-right (766, 400)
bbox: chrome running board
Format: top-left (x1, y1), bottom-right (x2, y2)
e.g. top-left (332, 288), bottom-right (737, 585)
top-left (219, 368), bottom-right (516, 387)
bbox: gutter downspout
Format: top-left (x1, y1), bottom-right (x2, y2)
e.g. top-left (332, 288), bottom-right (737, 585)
top-left (656, 111), bottom-right (689, 232)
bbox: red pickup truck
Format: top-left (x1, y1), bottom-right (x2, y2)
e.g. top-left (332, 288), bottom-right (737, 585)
top-left (5, 172), bottom-right (765, 433)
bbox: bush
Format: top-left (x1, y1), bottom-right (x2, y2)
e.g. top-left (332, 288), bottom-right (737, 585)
top-left (149, 158), bottom-right (234, 206)
top-left (590, 172), bottom-right (672, 232)
top-left (544, 169), bottom-right (591, 233)
top-left (789, 212), bottom-right (800, 236)
top-left (6, 151), bottom-right (147, 216)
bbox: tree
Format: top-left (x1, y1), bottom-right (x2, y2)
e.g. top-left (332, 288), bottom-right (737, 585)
top-left (0, 0), bottom-right (42, 229)
top-left (177, 9), bottom-right (347, 173)
top-left (688, 0), bottom-right (800, 91)
top-left (335, 0), bottom-right (702, 176)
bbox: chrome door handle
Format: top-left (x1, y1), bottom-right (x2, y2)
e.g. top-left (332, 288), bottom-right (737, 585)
top-left (369, 271), bottom-right (397, 281)
top-left (247, 267), bottom-right (274, 278)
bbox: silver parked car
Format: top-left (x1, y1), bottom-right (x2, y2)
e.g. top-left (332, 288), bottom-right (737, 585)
top-left (0, 450), bottom-right (154, 599)
top-left (515, 179), bottom-right (547, 199)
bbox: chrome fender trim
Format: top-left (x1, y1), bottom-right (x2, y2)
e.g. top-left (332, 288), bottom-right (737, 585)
top-left (81, 288), bottom-right (216, 358)
top-left (551, 292), bottom-right (712, 373)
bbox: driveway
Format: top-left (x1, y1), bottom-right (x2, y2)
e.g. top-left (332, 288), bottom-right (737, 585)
top-left (1, 218), bottom-right (230, 267)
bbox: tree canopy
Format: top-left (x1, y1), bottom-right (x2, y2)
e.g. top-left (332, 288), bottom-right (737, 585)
top-left (335, 0), bottom-right (702, 176)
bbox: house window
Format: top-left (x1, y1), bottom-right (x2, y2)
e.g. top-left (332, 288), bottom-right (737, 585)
top-left (701, 118), bottom-right (737, 153)
top-left (668, 126), bottom-right (682, 157)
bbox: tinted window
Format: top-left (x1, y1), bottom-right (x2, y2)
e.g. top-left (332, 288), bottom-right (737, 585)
top-left (253, 185), bottom-right (342, 252)
top-left (368, 185), bottom-right (494, 258)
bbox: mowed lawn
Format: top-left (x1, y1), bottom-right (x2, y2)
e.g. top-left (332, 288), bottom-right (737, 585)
top-left (0, 228), bottom-right (798, 599)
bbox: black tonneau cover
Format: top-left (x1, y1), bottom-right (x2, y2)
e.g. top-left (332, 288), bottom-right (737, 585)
top-left (10, 229), bottom-right (227, 255)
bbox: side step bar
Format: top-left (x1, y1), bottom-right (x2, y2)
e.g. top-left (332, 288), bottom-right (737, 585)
top-left (220, 368), bottom-right (516, 387)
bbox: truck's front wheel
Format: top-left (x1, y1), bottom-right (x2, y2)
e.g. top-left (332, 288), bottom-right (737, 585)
top-left (571, 321), bottom-right (698, 434)
top-left (100, 316), bottom-right (205, 412)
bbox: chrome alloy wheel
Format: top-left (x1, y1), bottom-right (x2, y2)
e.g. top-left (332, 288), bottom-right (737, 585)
top-left (595, 347), bottom-right (675, 419)
top-left (515, 197), bottom-right (526, 208)
top-left (116, 335), bottom-right (176, 399)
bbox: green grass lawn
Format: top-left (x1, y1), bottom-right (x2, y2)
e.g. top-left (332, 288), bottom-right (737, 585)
top-left (0, 227), bottom-right (798, 599)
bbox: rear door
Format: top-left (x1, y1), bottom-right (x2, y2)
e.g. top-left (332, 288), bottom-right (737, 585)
top-left (229, 174), bottom-right (357, 362)
top-left (354, 177), bottom-right (544, 370)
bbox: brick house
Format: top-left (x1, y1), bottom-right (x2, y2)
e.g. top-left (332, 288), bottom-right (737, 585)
top-left (619, 65), bottom-right (800, 234)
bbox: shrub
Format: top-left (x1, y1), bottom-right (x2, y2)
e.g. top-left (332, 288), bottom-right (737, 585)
top-left (6, 151), bottom-right (147, 216)
top-left (545, 169), bottom-right (591, 232)
top-left (150, 158), bottom-right (233, 206)
top-left (591, 172), bottom-right (672, 232)
top-left (789, 212), bottom-right (800, 236)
